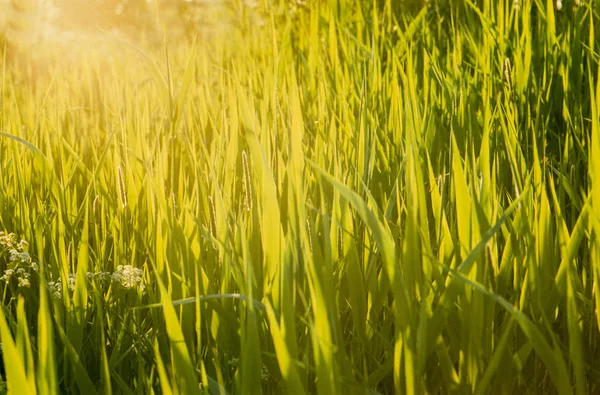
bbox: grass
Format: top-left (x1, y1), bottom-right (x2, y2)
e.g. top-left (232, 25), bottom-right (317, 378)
top-left (0, 0), bottom-right (599, 393)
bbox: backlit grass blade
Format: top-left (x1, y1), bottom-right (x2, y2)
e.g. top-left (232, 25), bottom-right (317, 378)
top-left (154, 269), bottom-right (201, 395)
top-left (264, 301), bottom-right (306, 395)
top-left (68, 196), bottom-right (90, 368)
top-left (566, 254), bottom-right (586, 395)
top-left (135, 293), bottom-right (266, 311)
top-left (154, 339), bottom-right (174, 395)
top-left (426, 171), bottom-right (533, 354)
top-left (239, 225), bottom-right (262, 395)
top-left (0, 304), bottom-right (36, 394)
top-left (307, 158), bottom-right (415, 393)
top-left (55, 324), bottom-right (97, 395)
top-left (474, 317), bottom-right (516, 395)
top-left (307, 159), bottom-right (400, 287)
top-left (435, 260), bottom-right (573, 395)
top-left (172, 37), bottom-right (197, 131)
top-left (15, 298), bottom-right (34, 385)
top-left (0, 131), bottom-right (62, 201)
top-left (105, 31), bottom-right (170, 104)
top-left (36, 260), bottom-right (57, 394)
top-left (93, 289), bottom-right (113, 395)
top-left (589, 20), bottom-right (600, 332)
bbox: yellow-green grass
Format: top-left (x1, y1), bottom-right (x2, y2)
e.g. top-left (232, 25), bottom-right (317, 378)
top-left (0, 0), bottom-right (599, 393)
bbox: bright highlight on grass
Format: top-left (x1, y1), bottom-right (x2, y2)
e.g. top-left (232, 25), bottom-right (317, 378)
top-left (0, 0), bottom-right (599, 393)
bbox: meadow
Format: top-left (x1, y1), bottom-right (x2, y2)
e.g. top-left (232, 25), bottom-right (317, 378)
top-left (0, 0), bottom-right (599, 393)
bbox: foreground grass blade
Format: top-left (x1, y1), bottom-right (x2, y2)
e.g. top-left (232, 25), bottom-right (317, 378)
top-left (0, 303), bottom-right (36, 394)
top-left (436, 260), bottom-right (573, 395)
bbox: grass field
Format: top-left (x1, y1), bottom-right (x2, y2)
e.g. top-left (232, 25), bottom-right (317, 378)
top-left (1, 0), bottom-right (600, 393)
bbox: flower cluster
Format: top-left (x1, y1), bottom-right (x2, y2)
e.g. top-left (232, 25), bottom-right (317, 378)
top-left (2, 231), bottom-right (146, 302)
top-left (46, 266), bottom-right (145, 300)
top-left (111, 265), bottom-right (145, 291)
top-left (228, 357), bottom-right (239, 369)
top-left (0, 231), bottom-right (37, 289)
top-left (0, 231), bottom-right (20, 250)
top-left (87, 271), bottom-right (112, 285)
top-left (261, 364), bottom-right (271, 382)
top-left (45, 274), bottom-right (77, 300)
top-left (46, 278), bottom-right (63, 300)
top-left (0, 268), bottom-right (33, 288)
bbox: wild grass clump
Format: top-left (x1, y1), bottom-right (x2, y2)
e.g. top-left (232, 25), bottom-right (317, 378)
top-left (0, 0), bottom-right (599, 393)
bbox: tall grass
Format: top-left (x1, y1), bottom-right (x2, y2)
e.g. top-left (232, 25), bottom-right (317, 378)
top-left (0, 0), bottom-right (599, 393)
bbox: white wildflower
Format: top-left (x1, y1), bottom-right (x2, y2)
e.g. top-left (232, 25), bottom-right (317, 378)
top-left (9, 250), bottom-right (32, 264)
top-left (261, 364), bottom-right (270, 382)
top-left (18, 276), bottom-right (30, 288)
top-left (16, 270), bottom-right (31, 288)
top-left (112, 265), bottom-right (145, 290)
top-left (96, 272), bottom-right (112, 284)
top-left (17, 240), bottom-right (28, 250)
top-left (0, 232), bottom-right (18, 249)
top-left (46, 280), bottom-right (62, 300)
top-left (228, 358), bottom-right (239, 368)
top-left (68, 274), bottom-right (76, 291)
top-left (1, 269), bottom-right (15, 281)
top-left (88, 271), bottom-right (112, 284)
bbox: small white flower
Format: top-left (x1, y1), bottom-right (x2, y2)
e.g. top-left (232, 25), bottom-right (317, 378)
top-left (46, 280), bottom-right (63, 300)
top-left (96, 272), bottom-right (112, 284)
top-left (0, 232), bottom-right (18, 249)
top-left (112, 265), bottom-right (145, 290)
top-left (261, 364), bottom-right (270, 382)
top-left (9, 250), bottom-right (19, 261)
top-left (19, 252), bottom-right (31, 261)
top-left (68, 274), bottom-right (76, 291)
top-left (228, 358), bottom-right (239, 368)
top-left (1, 269), bottom-right (15, 281)
top-left (18, 277), bottom-right (30, 288)
top-left (9, 250), bottom-right (31, 263)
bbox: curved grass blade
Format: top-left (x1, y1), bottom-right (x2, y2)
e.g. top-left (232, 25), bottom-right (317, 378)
top-left (55, 325), bottom-right (97, 395)
top-left (0, 306), bottom-right (36, 394)
top-left (134, 293), bottom-right (266, 312)
top-left (435, 261), bottom-right (573, 395)
top-left (0, 131), bottom-right (62, 200)
top-left (426, 171), bottom-right (533, 354)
